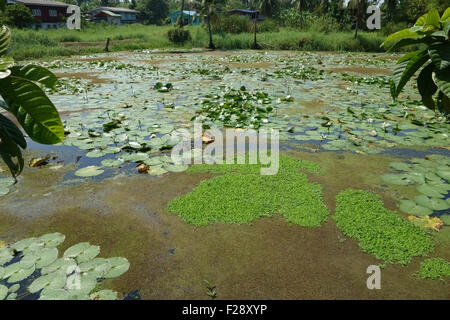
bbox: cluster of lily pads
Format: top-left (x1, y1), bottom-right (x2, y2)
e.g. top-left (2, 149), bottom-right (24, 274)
top-left (380, 155), bottom-right (450, 221)
top-left (192, 86), bottom-right (279, 129)
top-left (25, 50), bottom-right (448, 180)
top-left (0, 177), bottom-right (15, 198)
top-left (0, 233), bottom-right (130, 300)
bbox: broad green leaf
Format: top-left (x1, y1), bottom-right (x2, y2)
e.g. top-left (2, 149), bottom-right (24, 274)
top-left (429, 44), bottom-right (450, 71)
top-left (391, 50), bottom-right (429, 98)
top-left (0, 113), bottom-right (26, 149)
top-left (440, 7), bottom-right (450, 21)
top-left (7, 265), bottom-right (35, 283)
top-left (0, 26), bottom-right (10, 56)
top-left (416, 9), bottom-right (440, 29)
top-left (434, 69), bottom-right (450, 98)
top-left (381, 29), bottom-right (421, 48)
top-left (0, 76), bottom-right (64, 144)
top-left (417, 63), bottom-right (438, 109)
top-left (0, 125), bottom-right (24, 177)
top-left (385, 38), bottom-right (427, 52)
top-left (10, 65), bottom-right (58, 89)
top-left (39, 288), bottom-right (70, 300)
top-left (0, 56), bottom-right (13, 74)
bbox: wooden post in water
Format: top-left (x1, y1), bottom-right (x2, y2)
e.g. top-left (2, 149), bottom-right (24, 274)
top-left (105, 38), bottom-right (110, 52)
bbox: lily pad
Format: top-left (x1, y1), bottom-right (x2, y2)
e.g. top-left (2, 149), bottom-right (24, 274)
top-left (75, 166), bottom-right (104, 177)
top-left (39, 288), bottom-right (70, 300)
top-left (399, 200), bottom-right (433, 216)
top-left (28, 272), bottom-right (67, 294)
top-left (414, 195), bottom-right (449, 211)
top-left (381, 174), bottom-right (414, 186)
top-left (0, 284), bottom-right (7, 300)
top-left (101, 158), bottom-right (124, 167)
top-left (416, 184), bottom-right (445, 198)
top-left (103, 257), bottom-right (130, 278)
top-left (90, 289), bottom-right (118, 300)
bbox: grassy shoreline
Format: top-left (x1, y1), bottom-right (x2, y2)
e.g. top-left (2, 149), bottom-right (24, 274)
top-left (8, 24), bottom-right (389, 61)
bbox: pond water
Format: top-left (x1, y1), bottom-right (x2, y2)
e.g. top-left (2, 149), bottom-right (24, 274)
top-left (0, 50), bottom-right (449, 299)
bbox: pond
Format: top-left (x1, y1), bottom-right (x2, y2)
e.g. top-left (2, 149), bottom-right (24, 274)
top-left (0, 50), bottom-right (449, 299)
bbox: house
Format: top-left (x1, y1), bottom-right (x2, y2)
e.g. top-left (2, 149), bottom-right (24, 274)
top-left (169, 10), bottom-right (200, 25)
top-left (89, 7), bottom-right (138, 25)
top-left (6, 0), bottom-right (70, 29)
top-left (228, 9), bottom-right (264, 21)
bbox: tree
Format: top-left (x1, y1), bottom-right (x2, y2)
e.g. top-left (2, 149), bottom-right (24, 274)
top-left (200, 0), bottom-right (223, 49)
top-left (381, 7), bottom-right (450, 114)
top-left (257, 0), bottom-right (278, 17)
top-left (0, 25), bottom-right (64, 179)
top-left (0, 4), bottom-right (35, 29)
top-left (179, 0), bottom-right (186, 26)
top-left (137, 0), bottom-right (169, 25)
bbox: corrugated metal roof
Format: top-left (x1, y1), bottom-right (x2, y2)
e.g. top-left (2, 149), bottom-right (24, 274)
top-left (95, 10), bottom-right (121, 17)
top-left (10, 0), bottom-right (69, 7)
top-left (89, 6), bottom-right (138, 13)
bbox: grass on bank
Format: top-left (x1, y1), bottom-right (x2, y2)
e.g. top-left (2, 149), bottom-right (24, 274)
top-left (8, 24), bottom-right (388, 61)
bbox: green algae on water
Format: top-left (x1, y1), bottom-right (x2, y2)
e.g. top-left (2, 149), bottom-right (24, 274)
top-left (167, 155), bottom-right (329, 227)
top-left (418, 258), bottom-right (450, 281)
top-left (334, 189), bottom-right (434, 265)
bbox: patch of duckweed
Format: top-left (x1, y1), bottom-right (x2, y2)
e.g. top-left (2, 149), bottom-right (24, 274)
top-left (418, 258), bottom-right (450, 281)
top-left (168, 155), bottom-right (329, 227)
top-left (334, 189), bottom-right (433, 265)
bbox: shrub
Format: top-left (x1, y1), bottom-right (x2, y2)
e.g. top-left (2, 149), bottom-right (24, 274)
top-left (167, 28), bottom-right (190, 43)
top-left (253, 19), bottom-right (279, 33)
top-left (418, 258), bottom-right (450, 280)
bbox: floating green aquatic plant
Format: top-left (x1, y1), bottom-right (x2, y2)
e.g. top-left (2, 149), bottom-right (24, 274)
top-left (382, 155), bottom-right (450, 215)
top-left (334, 189), bottom-right (433, 265)
top-left (168, 155), bottom-right (329, 227)
top-left (418, 258), bottom-right (450, 281)
top-left (0, 233), bottom-right (130, 300)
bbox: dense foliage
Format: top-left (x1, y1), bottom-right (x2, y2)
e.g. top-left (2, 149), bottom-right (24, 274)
top-left (167, 27), bottom-right (191, 43)
top-left (0, 4), bottom-right (35, 29)
top-left (0, 25), bottom-right (64, 178)
top-left (382, 7), bottom-right (450, 114)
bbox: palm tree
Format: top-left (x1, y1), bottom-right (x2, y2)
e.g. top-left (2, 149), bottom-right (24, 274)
top-left (291, 0), bottom-right (310, 29)
top-left (348, 0), bottom-right (366, 39)
top-left (201, 0), bottom-right (220, 49)
top-left (179, 0), bottom-right (186, 26)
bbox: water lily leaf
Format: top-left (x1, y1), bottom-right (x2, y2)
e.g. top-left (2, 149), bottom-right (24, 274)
top-left (103, 146), bottom-right (121, 154)
top-left (389, 162), bottom-right (411, 171)
top-left (28, 272), bottom-right (67, 294)
top-left (143, 157), bottom-right (162, 166)
top-left (11, 237), bottom-right (39, 252)
top-left (148, 165), bottom-right (167, 176)
top-left (381, 173), bottom-right (414, 185)
top-left (415, 195), bottom-right (449, 211)
top-left (85, 150), bottom-right (106, 158)
top-left (164, 163), bottom-right (188, 173)
top-left (74, 166), bottom-right (104, 177)
top-left (39, 288), bottom-right (70, 300)
top-left (8, 284), bottom-right (19, 293)
top-left (399, 200), bottom-right (433, 216)
top-left (41, 258), bottom-right (76, 275)
top-left (0, 187), bottom-right (9, 197)
top-left (0, 266), bottom-right (3, 279)
top-left (121, 152), bottom-right (148, 162)
top-left (39, 233), bottom-right (65, 248)
top-left (63, 242), bottom-right (91, 259)
top-left (0, 285), bottom-right (7, 300)
top-left (35, 247), bottom-right (59, 268)
top-left (66, 273), bottom-right (97, 296)
top-left (101, 158), bottom-right (124, 167)
top-left (103, 257), bottom-right (129, 278)
top-left (76, 245), bottom-right (100, 264)
top-left (0, 177), bottom-right (15, 188)
top-left (0, 248), bottom-right (14, 265)
top-left (79, 258), bottom-right (111, 278)
top-left (416, 184), bottom-right (445, 198)
top-left (436, 170), bottom-right (450, 180)
top-left (90, 289), bottom-right (118, 300)
top-left (7, 264), bottom-right (35, 283)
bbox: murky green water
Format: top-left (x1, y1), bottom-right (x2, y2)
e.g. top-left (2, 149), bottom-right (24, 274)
top-left (0, 50), bottom-right (449, 299)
